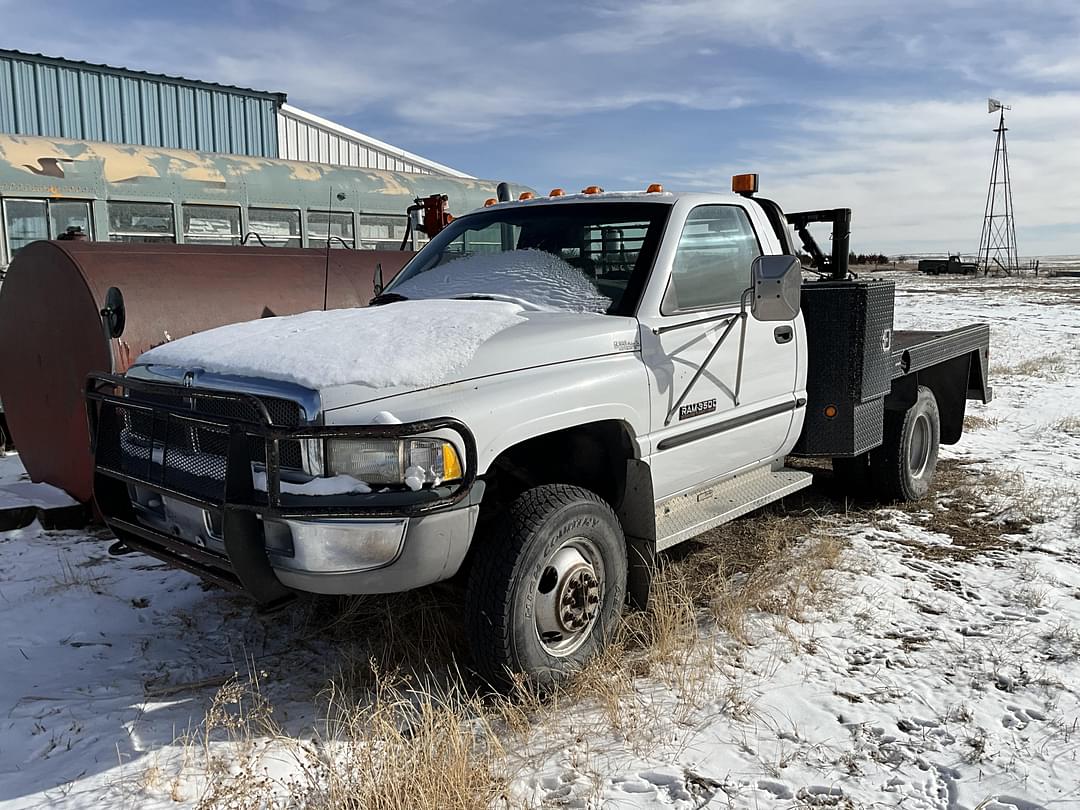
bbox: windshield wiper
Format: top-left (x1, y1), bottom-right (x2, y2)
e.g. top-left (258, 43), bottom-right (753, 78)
top-left (369, 292), bottom-right (409, 306)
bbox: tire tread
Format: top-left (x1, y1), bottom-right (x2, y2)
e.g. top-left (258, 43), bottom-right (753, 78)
top-left (465, 484), bottom-right (619, 688)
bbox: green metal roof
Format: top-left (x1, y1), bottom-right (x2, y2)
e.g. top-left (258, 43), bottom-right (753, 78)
top-left (0, 49), bottom-right (285, 157)
top-left (0, 49), bottom-right (286, 101)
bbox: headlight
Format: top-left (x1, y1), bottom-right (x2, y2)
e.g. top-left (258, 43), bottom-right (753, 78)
top-left (323, 438), bottom-right (463, 489)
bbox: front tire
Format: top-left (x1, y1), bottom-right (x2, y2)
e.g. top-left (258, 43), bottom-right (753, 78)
top-left (870, 385), bottom-right (940, 502)
top-left (466, 484), bottom-right (627, 690)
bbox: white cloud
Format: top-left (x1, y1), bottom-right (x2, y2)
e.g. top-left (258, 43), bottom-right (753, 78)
top-left (659, 93), bottom-right (1080, 256)
top-left (2, 1), bottom-right (1077, 254)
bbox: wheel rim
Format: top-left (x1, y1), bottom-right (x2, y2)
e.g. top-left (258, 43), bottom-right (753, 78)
top-left (534, 537), bottom-right (604, 657)
top-left (908, 412), bottom-right (932, 479)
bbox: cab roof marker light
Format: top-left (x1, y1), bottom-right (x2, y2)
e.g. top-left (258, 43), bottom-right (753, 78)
top-left (549, 188), bottom-right (565, 197)
top-left (483, 198), bottom-right (498, 207)
top-left (731, 173), bottom-right (759, 196)
top-left (518, 191), bottom-right (535, 200)
top-left (581, 185), bottom-right (604, 194)
top-left (646, 183), bottom-right (664, 193)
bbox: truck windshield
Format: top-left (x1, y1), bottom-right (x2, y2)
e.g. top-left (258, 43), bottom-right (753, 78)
top-left (387, 201), bottom-right (670, 315)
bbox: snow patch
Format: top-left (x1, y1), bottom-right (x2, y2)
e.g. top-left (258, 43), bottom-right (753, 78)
top-left (252, 469), bottom-right (371, 496)
top-left (403, 465), bottom-right (426, 492)
top-left (393, 249), bottom-right (611, 313)
top-left (0, 481), bottom-right (79, 510)
top-left (370, 411), bottom-right (402, 425)
top-left (138, 299), bottom-right (525, 391)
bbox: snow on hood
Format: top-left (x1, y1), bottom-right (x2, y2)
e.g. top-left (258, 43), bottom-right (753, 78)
top-left (137, 299), bottom-right (526, 391)
top-left (391, 249), bottom-right (611, 313)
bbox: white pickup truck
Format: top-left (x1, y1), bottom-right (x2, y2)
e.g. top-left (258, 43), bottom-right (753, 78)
top-left (88, 176), bottom-right (991, 686)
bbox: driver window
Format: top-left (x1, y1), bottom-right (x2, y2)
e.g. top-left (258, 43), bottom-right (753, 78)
top-left (663, 205), bottom-right (761, 313)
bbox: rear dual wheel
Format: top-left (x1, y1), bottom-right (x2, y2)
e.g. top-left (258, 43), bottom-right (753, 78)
top-left (832, 385), bottom-right (940, 503)
top-left (871, 385), bottom-right (940, 502)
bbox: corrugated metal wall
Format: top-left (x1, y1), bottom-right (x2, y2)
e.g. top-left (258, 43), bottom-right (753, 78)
top-left (276, 104), bottom-right (470, 177)
top-left (0, 51), bottom-right (283, 157)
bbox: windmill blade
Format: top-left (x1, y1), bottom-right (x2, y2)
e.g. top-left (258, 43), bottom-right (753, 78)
top-left (988, 98), bottom-right (1002, 113)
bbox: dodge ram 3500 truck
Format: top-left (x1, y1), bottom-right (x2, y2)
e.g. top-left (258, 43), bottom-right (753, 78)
top-left (87, 175), bottom-right (991, 686)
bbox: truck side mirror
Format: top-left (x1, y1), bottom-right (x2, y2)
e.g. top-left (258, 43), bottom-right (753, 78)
top-left (750, 255), bottom-right (802, 321)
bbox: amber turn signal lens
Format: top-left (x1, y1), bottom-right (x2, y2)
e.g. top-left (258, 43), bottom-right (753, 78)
top-left (731, 173), bottom-right (759, 194)
top-left (824, 405), bottom-right (838, 419)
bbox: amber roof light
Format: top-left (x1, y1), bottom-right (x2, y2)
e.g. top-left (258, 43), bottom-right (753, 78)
top-left (646, 183), bottom-right (664, 193)
top-left (731, 173), bottom-right (759, 195)
top-left (549, 188), bottom-right (565, 197)
top-left (582, 185), bottom-right (604, 194)
top-left (518, 191), bottom-right (535, 200)
top-left (483, 198), bottom-right (497, 207)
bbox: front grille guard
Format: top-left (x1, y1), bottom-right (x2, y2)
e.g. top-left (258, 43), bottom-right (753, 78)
top-left (86, 372), bottom-right (479, 520)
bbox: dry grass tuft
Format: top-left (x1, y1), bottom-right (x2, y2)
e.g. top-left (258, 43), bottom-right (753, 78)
top-left (963, 414), bottom-right (1000, 431)
top-left (875, 460), bottom-right (1035, 570)
top-left (992, 352), bottom-right (1071, 378)
top-left (191, 667), bottom-right (510, 810)
top-left (1053, 415), bottom-right (1080, 436)
top-left (298, 673), bottom-right (507, 810)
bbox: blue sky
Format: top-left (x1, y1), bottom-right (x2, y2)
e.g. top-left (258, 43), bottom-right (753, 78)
top-left (3, 0), bottom-right (1079, 255)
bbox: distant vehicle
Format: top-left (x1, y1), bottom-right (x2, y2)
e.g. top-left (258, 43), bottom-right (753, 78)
top-left (0, 133), bottom-right (525, 273)
top-left (87, 175), bottom-right (991, 687)
top-left (918, 255), bottom-right (977, 275)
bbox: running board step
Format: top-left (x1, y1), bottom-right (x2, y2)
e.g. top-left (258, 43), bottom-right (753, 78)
top-left (655, 466), bottom-right (814, 551)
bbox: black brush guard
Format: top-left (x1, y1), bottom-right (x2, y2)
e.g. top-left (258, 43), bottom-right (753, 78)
top-left (86, 373), bottom-right (477, 604)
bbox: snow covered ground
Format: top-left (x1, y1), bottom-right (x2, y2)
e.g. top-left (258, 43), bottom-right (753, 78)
top-left (1, 272), bottom-right (1078, 809)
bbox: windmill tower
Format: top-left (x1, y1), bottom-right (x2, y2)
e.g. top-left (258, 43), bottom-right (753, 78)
top-left (977, 99), bottom-right (1019, 275)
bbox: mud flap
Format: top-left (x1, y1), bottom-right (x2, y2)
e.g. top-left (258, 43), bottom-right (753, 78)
top-left (618, 459), bottom-right (656, 610)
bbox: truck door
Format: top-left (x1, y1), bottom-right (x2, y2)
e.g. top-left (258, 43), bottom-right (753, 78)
top-left (638, 203), bottom-right (799, 500)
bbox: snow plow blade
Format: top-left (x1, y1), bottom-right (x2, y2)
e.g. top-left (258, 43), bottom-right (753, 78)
top-left (0, 241), bottom-right (412, 503)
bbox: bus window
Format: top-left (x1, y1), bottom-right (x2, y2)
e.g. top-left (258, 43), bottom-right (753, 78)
top-left (50, 200), bottom-right (93, 240)
top-left (247, 208), bottom-right (301, 247)
top-left (357, 214), bottom-right (409, 250)
top-left (3, 199), bottom-right (48, 258)
top-left (308, 211), bottom-right (354, 248)
top-left (109, 202), bottom-right (176, 243)
top-left (183, 205), bottom-right (241, 245)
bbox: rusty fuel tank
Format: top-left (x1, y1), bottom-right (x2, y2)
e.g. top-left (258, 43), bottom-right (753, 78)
top-left (0, 241), bottom-right (412, 502)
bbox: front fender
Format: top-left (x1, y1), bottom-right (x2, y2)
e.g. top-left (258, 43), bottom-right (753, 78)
top-left (324, 353), bottom-right (651, 474)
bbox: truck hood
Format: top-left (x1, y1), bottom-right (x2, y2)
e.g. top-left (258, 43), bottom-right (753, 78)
top-left (131, 299), bottom-right (640, 412)
top-left (320, 309), bottom-right (639, 410)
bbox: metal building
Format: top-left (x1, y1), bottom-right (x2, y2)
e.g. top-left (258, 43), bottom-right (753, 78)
top-left (277, 104), bottom-right (472, 178)
top-left (0, 49), bottom-right (469, 178)
top-left (0, 48), bottom-right (485, 269)
top-left (0, 49), bottom-right (284, 157)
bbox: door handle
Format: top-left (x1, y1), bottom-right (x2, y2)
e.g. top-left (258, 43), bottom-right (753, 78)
top-left (774, 326), bottom-right (793, 344)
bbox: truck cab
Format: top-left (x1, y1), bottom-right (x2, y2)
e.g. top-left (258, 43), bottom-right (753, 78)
top-left (87, 179), bottom-right (990, 687)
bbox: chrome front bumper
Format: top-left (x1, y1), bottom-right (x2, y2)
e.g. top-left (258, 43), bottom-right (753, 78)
top-left (133, 489), bottom-right (479, 595)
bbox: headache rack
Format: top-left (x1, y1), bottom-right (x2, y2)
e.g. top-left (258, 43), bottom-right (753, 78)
top-left (85, 373), bottom-right (477, 603)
